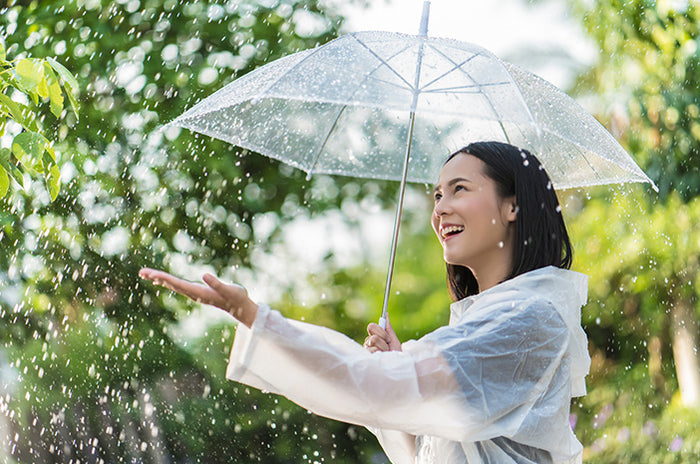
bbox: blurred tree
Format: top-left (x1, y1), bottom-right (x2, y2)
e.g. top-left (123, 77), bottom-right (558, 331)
top-left (0, 0), bottom-right (391, 462)
top-left (567, 0), bottom-right (700, 437)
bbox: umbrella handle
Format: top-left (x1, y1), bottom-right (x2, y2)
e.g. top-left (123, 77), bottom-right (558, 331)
top-left (379, 316), bottom-right (387, 330)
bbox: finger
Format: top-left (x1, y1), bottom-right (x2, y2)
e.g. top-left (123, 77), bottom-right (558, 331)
top-left (202, 273), bottom-right (226, 290)
top-left (139, 268), bottom-right (170, 282)
top-left (382, 316), bottom-right (402, 351)
top-left (367, 323), bottom-right (388, 339)
top-left (143, 270), bottom-right (218, 304)
top-left (140, 269), bottom-right (194, 296)
top-left (156, 274), bottom-right (202, 296)
top-left (382, 315), bottom-right (399, 339)
top-left (367, 334), bottom-right (389, 352)
top-left (202, 273), bottom-right (248, 308)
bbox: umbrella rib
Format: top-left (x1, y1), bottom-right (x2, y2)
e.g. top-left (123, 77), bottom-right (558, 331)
top-left (544, 128), bottom-right (609, 182)
top-left (425, 45), bottom-right (538, 142)
top-left (365, 77), bottom-right (420, 93)
top-left (254, 45), bottom-right (337, 100)
top-left (424, 45), bottom-right (488, 89)
top-left (418, 50), bottom-right (479, 91)
top-left (305, 104), bottom-right (350, 178)
top-left (351, 34), bottom-right (417, 92)
top-left (491, 60), bottom-right (544, 142)
top-left (306, 47), bottom-right (408, 177)
top-left (421, 81), bottom-right (511, 94)
top-left (351, 45), bottom-right (424, 96)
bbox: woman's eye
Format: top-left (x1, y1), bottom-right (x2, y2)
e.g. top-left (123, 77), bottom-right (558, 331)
top-left (434, 193), bottom-right (442, 202)
top-left (454, 185), bottom-right (466, 192)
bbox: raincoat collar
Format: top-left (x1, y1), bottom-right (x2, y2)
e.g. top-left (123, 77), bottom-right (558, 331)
top-left (449, 266), bottom-right (590, 397)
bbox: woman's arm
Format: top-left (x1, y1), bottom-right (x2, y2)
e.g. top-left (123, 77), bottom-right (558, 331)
top-left (363, 319), bottom-right (416, 462)
top-left (227, 300), bottom-right (569, 443)
top-left (142, 270), bottom-right (570, 446)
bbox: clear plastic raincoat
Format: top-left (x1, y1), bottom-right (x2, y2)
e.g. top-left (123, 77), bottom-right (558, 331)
top-left (227, 266), bottom-right (590, 464)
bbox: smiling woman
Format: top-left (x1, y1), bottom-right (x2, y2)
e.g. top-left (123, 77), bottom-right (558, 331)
top-left (435, 142), bottom-right (573, 301)
top-left (432, 151), bottom-right (518, 295)
top-left (141, 141), bottom-right (591, 464)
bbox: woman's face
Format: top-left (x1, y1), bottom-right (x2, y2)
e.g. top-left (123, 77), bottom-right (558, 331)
top-left (431, 153), bottom-right (517, 271)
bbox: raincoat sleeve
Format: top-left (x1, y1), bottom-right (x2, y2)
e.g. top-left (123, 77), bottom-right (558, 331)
top-left (226, 298), bottom-right (569, 446)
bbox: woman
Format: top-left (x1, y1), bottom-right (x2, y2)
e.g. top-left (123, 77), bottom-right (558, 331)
top-left (140, 141), bottom-right (590, 464)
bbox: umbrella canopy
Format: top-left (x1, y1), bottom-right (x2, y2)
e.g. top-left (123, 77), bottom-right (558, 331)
top-left (167, 2), bottom-right (653, 326)
top-left (170, 32), bottom-right (653, 190)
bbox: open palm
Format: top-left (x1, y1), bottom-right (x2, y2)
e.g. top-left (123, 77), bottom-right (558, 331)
top-left (139, 268), bottom-right (257, 327)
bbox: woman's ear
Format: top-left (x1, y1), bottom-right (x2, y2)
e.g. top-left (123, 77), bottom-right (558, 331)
top-left (502, 196), bottom-right (518, 223)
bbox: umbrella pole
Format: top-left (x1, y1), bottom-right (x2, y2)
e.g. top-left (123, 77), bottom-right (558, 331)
top-left (379, 0), bottom-right (429, 330)
top-left (379, 111), bottom-right (417, 330)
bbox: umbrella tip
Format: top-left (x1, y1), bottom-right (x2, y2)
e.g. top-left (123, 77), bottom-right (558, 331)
top-left (419, 1), bottom-right (430, 36)
top-left (650, 179), bottom-right (659, 193)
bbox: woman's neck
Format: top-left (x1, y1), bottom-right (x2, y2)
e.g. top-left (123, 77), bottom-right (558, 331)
top-left (470, 255), bottom-right (513, 293)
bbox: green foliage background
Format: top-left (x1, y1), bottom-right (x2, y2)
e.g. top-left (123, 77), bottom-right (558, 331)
top-left (566, 0), bottom-right (700, 461)
top-left (0, 0), bottom-right (698, 463)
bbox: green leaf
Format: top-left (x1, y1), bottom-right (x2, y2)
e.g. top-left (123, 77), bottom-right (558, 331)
top-left (0, 40), bottom-right (5, 62)
top-left (47, 57), bottom-right (79, 120)
top-left (65, 89), bottom-right (79, 121)
top-left (0, 72), bottom-right (11, 90)
top-left (43, 63), bottom-right (63, 117)
top-left (12, 131), bottom-right (46, 170)
top-left (0, 165), bottom-right (8, 197)
top-left (46, 57), bottom-right (78, 91)
top-left (46, 163), bottom-right (61, 200)
top-left (0, 93), bottom-right (23, 122)
top-left (41, 145), bottom-right (61, 201)
top-left (40, 147), bottom-right (57, 174)
top-left (0, 148), bottom-right (23, 188)
top-left (0, 93), bottom-right (39, 131)
top-left (48, 81), bottom-right (63, 117)
top-left (37, 73), bottom-right (49, 99)
top-left (45, 144), bottom-right (56, 162)
top-left (15, 59), bottom-right (43, 103)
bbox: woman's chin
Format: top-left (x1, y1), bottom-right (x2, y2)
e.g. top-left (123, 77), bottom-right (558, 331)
top-left (443, 255), bottom-right (468, 268)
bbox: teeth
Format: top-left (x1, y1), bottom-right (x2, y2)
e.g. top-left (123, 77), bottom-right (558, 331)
top-left (441, 225), bottom-right (464, 238)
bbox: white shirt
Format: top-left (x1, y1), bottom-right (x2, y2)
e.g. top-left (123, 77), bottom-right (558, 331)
top-left (227, 266), bottom-right (590, 463)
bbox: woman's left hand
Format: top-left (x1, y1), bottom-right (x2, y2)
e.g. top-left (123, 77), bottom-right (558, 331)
top-left (139, 268), bottom-right (258, 328)
top-left (363, 317), bottom-right (402, 353)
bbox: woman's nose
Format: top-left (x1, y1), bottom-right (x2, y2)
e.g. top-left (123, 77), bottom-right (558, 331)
top-left (433, 198), bottom-right (448, 216)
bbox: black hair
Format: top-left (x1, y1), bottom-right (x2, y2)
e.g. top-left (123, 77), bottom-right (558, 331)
top-left (444, 141), bottom-right (572, 301)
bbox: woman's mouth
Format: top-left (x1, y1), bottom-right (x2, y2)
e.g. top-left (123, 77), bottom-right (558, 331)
top-left (440, 224), bottom-right (465, 240)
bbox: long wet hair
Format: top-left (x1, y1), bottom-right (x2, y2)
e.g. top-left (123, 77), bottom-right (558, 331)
top-left (444, 141), bottom-right (573, 301)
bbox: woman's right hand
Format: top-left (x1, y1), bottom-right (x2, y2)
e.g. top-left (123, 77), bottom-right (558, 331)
top-left (363, 317), bottom-right (402, 353)
top-left (139, 268), bottom-right (258, 328)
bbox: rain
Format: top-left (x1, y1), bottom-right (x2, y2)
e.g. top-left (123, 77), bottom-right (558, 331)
top-left (0, 0), bottom-right (699, 463)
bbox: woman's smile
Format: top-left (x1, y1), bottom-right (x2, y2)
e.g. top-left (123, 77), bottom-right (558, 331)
top-left (439, 223), bottom-right (465, 241)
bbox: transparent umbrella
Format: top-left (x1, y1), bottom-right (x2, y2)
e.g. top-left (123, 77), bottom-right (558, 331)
top-left (168, 1), bottom-right (654, 327)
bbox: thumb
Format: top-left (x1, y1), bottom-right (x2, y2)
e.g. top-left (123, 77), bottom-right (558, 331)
top-left (384, 315), bottom-right (394, 333)
top-left (384, 316), bottom-right (402, 351)
top-left (384, 316), bottom-right (398, 339)
top-left (202, 273), bottom-right (225, 289)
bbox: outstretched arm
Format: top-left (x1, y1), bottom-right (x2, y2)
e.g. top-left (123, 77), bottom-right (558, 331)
top-left (139, 268), bottom-right (258, 327)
